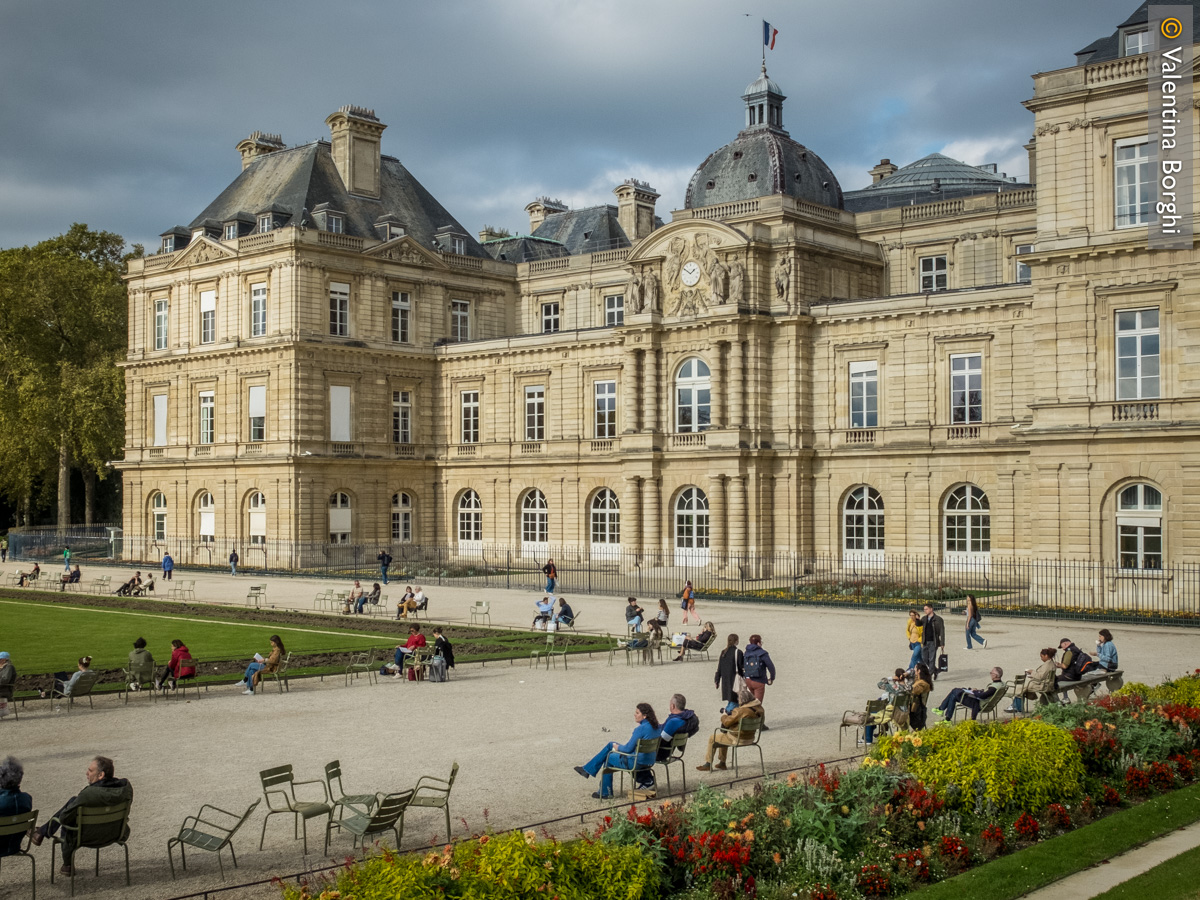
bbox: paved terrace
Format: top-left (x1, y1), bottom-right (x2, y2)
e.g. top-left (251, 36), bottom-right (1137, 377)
top-left (1, 562), bottom-right (1196, 900)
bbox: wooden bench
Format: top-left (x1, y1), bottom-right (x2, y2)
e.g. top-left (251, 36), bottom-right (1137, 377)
top-left (1049, 668), bottom-right (1125, 705)
top-left (167, 579), bottom-right (196, 602)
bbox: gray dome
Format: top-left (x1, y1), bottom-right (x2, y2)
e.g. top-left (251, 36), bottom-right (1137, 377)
top-left (744, 70), bottom-right (782, 97)
top-left (685, 131), bottom-right (844, 210)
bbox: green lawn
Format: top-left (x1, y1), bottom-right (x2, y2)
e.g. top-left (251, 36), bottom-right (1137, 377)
top-left (1091, 844), bottom-right (1200, 900)
top-left (0, 597), bottom-right (380, 674)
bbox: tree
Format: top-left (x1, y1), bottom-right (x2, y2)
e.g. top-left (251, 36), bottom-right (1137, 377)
top-left (0, 224), bottom-right (129, 527)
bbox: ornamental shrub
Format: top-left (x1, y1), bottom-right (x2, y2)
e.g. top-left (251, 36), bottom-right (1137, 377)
top-left (1117, 671), bottom-right (1200, 708)
top-left (872, 718), bottom-right (1085, 812)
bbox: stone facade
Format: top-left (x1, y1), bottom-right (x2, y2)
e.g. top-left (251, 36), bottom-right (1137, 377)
top-left (117, 16), bottom-right (1199, 581)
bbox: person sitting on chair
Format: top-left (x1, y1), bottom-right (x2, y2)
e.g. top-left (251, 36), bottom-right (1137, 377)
top-left (17, 563), bottom-right (40, 587)
top-left (1007, 647), bottom-right (1058, 713)
top-left (391, 625), bottom-right (426, 678)
top-left (672, 621), bottom-right (716, 662)
top-left (355, 582), bottom-right (379, 615)
top-left (40, 656), bottom-right (92, 699)
top-left (574, 702), bottom-right (660, 799)
top-left (619, 620), bottom-right (662, 650)
top-left (235, 635), bottom-right (284, 695)
top-left (532, 596), bottom-right (555, 630)
top-left (432, 626), bottom-right (455, 669)
top-left (933, 667), bottom-right (1004, 721)
top-left (396, 586), bottom-right (415, 619)
top-left (695, 688), bottom-right (762, 772)
top-left (155, 639), bottom-right (196, 691)
top-left (137, 573), bottom-right (155, 595)
top-left (114, 571), bottom-right (141, 596)
top-left (655, 693), bottom-right (700, 766)
top-left (554, 597), bottom-right (575, 628)
top-left (28, 756), bottom-right (133, 878)
top-left (126, 637), bottom-right (155, 691)
top-left (59, 565), bottom-right (82, 591)
top-left (624, 597), bottom-right (645, 634)
top-left (0, 756), bottom-right (33, 857)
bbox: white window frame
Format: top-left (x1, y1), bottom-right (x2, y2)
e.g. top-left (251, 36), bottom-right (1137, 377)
top-left (675, 358), bottom-right (712, 433)
top-left (258, 215), bottom-right (272, 234)
top-left (943, 484), bottom-right (991, 567)
top-left (329, 282), bottom-right (349, 337)
top-left (391, 291), bottom-right (410, 344)
top-left (920, 255), bottom-right (948, 292)
top-left (1015, 244), bottom-right (1033, 283)
top-left (1123, 28), bottom-right (1150, 57)
top-left (521, 489), bottom-right (549, 557)
top-left (673, 486), bottom-right (710, 568)
top-left (152, 492), bottom-right (167, 541)
top-left (460, 390), bottom-right (480, 443)
top-left (248, 491), bottom-right (266, 545)
top-left (605, 294), bottom-right (624, 327)
top-left (843, 486), bottom-right (885, 566)
top-left (392, 492), bottom-right (413, 543)
top-left (589, 488), bottom-right (620, 560)
top-left (1114, 138), bottom-right (1153, 228)
top-left (524, 385), bottom-right (545, 441)
top-left (199, 290), bottom-right (216, 344)
top-left (392, 390), bottom-right (412, 444)
top-left (327, 214), bottom-right (344, 234)
top-left (450, 299), bottom-right (470, 342)
top-left (451, 236), bottom-right (466, 255)
top-left (198, 491), bottom-right (215, 544)
top-left (457, 489), bottom-right (483, 546)
top-left (161, 236), bottom-right (175, 253)
top-left (849, 361), bottom-right (878, 429)
top-left (1117, 483), bottom-right (1163, 569)
top-left (154, 299), bottom-right (168, 351)
top-left (950, 353), bottom-right (983, 424)
top-left (248, 384), bottom-right (266, 442)
top-left (1115, 308), bottom-right (1160, 400)
top-left (329, 491), bottom-right (352, 543)
top-left (250, 283), bottom-right (267, 337)
top-left (594, 380), bottom-right (617, 439)
top-left (224, 223), bottom-right (238, 242)
top-left (541, 302), bottom-right (560, 334)
top-left (198, 391), bottom-right (215, 445)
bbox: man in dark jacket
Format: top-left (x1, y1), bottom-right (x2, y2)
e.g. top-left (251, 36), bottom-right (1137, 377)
top-left (933, 666), bottom-right (1004, 720)
top-left (920, 604), bottom-right (946, 681)
top-left (30, 756), bottom-right (133, 875)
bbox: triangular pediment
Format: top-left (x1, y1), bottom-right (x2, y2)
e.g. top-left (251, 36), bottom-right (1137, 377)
top-left (363, 235), bottom-right (449, 269)
top-left (169, 237), bottom-right (236, 269)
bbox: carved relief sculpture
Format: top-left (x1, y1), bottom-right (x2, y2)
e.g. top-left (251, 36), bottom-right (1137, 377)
top-left (642, 268), bottom-right (660, 313)
top-left (626, 270), bottom-right (643, 313)
top-left (708, 256), bottom-right (729, 305)
top-left (728, 253), bottom-right (745, 305)
top-left (664, 236), bottom-right (687, 289)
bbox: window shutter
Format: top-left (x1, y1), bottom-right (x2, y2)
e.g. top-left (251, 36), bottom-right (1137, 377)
top-left (153, 394), bottom-right (167, 446)
top-left (330, 386), bottom-right (351, 441)
top-left (248, 385), bottom-right (266, 419)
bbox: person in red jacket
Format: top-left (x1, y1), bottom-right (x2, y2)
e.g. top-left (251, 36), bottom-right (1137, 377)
top-left (155, 639), bottom-right (196, 691)
top-left (392, 625), bottom-right (427, 679)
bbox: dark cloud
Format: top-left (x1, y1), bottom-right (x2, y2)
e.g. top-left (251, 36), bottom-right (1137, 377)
top-left (0, 0), bottom-right (1139, 249)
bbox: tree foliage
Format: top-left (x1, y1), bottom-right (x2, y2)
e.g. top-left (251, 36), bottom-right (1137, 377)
top-left (0, 224), bottom-right (129, 524)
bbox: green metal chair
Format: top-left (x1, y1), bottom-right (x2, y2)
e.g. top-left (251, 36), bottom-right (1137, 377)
top-left (325, 760), bottom-right (378, 819)
top-left (0, 809), bottom-right (38, 900)
top-left (324, 790), bottom-right (413, 855)
top-left (656, 732), bottom-right (690, 796)
top-left (949, 684), bottom-right (1009, 723)
top-left (468, 601), bottom-right (491, 626)
top-left (547, 634), bottom-right (569, 670)
top-left (601, 738), bottom-right (661, 798)
top-left (718, 716), bottom-right (764, 777)
top-left (258, 765), bottom-right (331, 855)
top-left (49, 670), bottom-right (101, 713)
top-left (166, 799), bottom-right (259, 881)
top-left (262, 652), bottom-right (291, 694)
top-left (403, 647), bottom-right (432, 681)
top-left (49, 800), bottom-right (132, 896)
top-left (122, 663), bottom-right (158, 704)
top-left (840, 698), bottom-right (886, 750)
top-left (407, 762), bottom-right (459, 841)
top-left (344, 650), bottom-right (378, 686)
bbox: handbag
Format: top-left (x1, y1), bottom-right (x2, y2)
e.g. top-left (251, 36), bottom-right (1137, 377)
top-left (937, 653), bottom-right (949, 673)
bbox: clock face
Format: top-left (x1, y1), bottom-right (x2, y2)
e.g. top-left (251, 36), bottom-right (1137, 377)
top-left (680, 260), bottom-right (702, 287)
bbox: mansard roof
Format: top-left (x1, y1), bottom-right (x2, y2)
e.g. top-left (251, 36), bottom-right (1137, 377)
top-left (481, 235), bottom-right (569, 263)
top-left (188, 141), bottom-right (489, 258)
top-left (1075, 0), bottom-right (1200, 64)
top-left (530, 204), bottom-right (632, 254)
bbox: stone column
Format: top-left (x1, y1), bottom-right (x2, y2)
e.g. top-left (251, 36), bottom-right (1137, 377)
top-left (622, 348), bottom-right (639, 434)
top-left (729, 341), bottom-right (744, 428)
top-left (642, 347), bottom-right (659, 432)
top-left (728, 474), bottom-right (746, 564)
top-left (623, 476), bottom-right (642, 556)
top-left (707, 474), bottom-right (727, 569)
top-left (713, 341), bottom-right (728, 428)
top-left (643, 476), bottom-right (661, 565)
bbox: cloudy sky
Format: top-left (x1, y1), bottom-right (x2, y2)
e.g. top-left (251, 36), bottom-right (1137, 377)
top-left (1, 0), bottom-right (1138, 251)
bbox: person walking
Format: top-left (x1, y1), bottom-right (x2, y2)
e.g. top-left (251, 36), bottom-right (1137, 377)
top-left (0, 536), bottom-right (7, 563)
top-left (542, 558), bottom-right (557, 593)
top-left (680, 580), bottom-right (699, 625)
top-left (905, 609), bottom-right (924, 670)
top-left (920, 603), bottom-right (945, 680)
top-left (228, 548), bottom-right (239, 576)
top-left (377, 548), bottom-right (392, 585)
top-left (742, 635), bottom-right (776, 729)
top-left (162, 552), bottom-right (174, 581)
top-left (63, 546), bottom-right (71, 572)
top-left (714, 633), bottom-right (744, 715)
top-left (964, 594), bottom-right (986, 649)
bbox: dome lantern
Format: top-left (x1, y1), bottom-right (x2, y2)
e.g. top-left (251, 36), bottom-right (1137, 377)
top-left (741, 64), bottom-right (786, 133)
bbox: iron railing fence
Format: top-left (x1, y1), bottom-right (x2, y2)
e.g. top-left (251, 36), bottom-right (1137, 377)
top-left (9, 527), bottom-right (1199, 623)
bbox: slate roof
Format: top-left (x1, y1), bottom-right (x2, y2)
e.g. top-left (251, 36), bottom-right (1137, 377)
top-left (1075, 0), bottom-right (1200, 64)
top-left (685, 129), bottom-right (844, 210)
top-left (188, 141), bottom-right (489, 258)
top-left (843, 153), bottom-right (1031, 213)
top-left (530, 205), bottom-right (632, 254)
top-left (481, 235), bottom-right (569, 263)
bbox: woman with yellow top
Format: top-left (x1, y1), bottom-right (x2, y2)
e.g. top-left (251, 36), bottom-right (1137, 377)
top-left (905, 609), bottom-right (924, 670)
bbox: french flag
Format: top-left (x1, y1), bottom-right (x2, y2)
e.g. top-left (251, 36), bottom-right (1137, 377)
top-left (763, 20), bottom-right (778, 50)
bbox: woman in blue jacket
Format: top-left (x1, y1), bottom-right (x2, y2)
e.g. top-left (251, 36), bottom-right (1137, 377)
top-left (574, 702), bottom-right (660, 799)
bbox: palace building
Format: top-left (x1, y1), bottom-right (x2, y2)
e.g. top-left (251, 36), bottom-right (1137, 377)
top-left (117, 2), bottom-right (1199, 594)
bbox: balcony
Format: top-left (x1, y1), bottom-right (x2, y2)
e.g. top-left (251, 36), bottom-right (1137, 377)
top-left (243, 443), bottom-right (263, 455)
top-left (456, 444), bottom-right (478, 458)
top-left (394, 444), bottom-right (416, 458)
top-left (844, 429), bottom-right (876, 445)
top-left (193, 445), bottom-right (212, 456)
top-left (330, 442), bottom-right (361, 457)
top-left (520, 442), bottom-right (543, 454)
top-left (671, 433), bottom-right (707, 449)
top-left (1026, 398), bottom-right (1196, 432)
top-left (148, 448), bottom-right (165, 458)
top-left (1112, 402), bottom-right (1158, 422)
top-left (947, 426), bottom-right (981, 441)
top-left (589, 440), bottom-right (615, 453)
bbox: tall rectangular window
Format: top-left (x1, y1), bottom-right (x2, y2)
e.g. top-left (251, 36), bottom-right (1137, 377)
top-left (605, 294), bottom-right (624, 327)
top-left (1115, 139), bottom-right (1153, 227)
top-left (1015, 244), bottom-right (1033, 283)
top-left (248, 385), bottom-right (266, 442)
top-left (392, 390), bottom-right (411, 444)
top-left (541, 302), bottom-right (560, 334)
top-left (1116, 308), bottom-right (1160, 400)
top-left (849, 361), bottom-right (878, 428)
top-left (460, 390), bottom-right (480, 443)
top-left (329, 282), bottom-right (349, 336)
top-left (391, 291), bottom-right (410, 343)
top-left (451, 236), bottom-right (465, 255)
top-left (329, 385), bottom-right (351, 441)
top-left (199, 290), bottom-right (216, 344)
top-left (524, 385), bottom-right (545, 441)
top-left (224, 223), bottom-right (238, 241)
top-left (327, 214), bottom-right (343, 234)
top-left (1123, 28), bottom-right (1150, 56)
top-left (199, 392), bottom-right (215, 444)
top-left (258, 215), bottom-right (272, 233)
top-left (154, 299), bottom-right (168, 350)
top-left (950, 354), bottom-right (983, 424)
top-left (920, 255), bottom-right (947, 292)
top-left (250, 283), bottom-right (267, 337)
top-left (450, 299), bottom-right (470, 342)
top-left (152, 394), bottom-right (167, 446)
top-left (594, 380), bottom-right (617, 438)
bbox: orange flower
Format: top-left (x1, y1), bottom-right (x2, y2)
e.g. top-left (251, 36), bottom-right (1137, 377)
top-left (765, 805), bottom-right (780, 819)
top-left (787, 772), bottom-right (800, 786)
top-left (742, 829), bottom-right (755, 841)
top-left (773, 852), bottom-right (782, 865)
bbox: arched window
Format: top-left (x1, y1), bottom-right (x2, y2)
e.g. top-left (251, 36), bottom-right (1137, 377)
top-left (151, 492), bottom-right (167, 541)
top-left (248, 492), bottom-right (266, 545)
top-left (458, 490), bottom-right (482, 547)
top-left (521, 489), bottom-right (549, 556)
top-left (392, 492), bottom-right (413, 544)
top-left (674, 487), bottom-right (710, 567)
top-left (197, 491), bottom-right (215, 543)
top-left (675, 358), bottom-right (711, 433)
top-left (590, 489), bottom-right (620, 559)
top-left (1117, 483), bottom-right (1162, 569)
top-left (844, 486), bottom-right (884, 564)
top-left (944, 484), bottom-right (990, 564)
top-left (329, 491), bottom-right (352, 544)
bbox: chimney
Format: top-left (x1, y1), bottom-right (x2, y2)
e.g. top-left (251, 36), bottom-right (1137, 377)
top-left (325, 105), bottom-right (386, 199)
top-left (524, 197), bottom-right (567, 233)
top-left (235, 131), bottom-right (286, 171)
top-left (1024, 136), bottom-right (1037, 186)
top-left (478, 226), bottom-right (510, 243)
top-left (613, 179), bottom-right (660, 241)
top-left (869, 158), bottom-right (898, 183)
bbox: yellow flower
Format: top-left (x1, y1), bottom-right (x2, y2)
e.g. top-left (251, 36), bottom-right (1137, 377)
top-left (524, 829), bottom-right (537, 845)
top-left (840, 806), bottom-right (849, 815)
top-left (766, 805), bottom-right (780, 819)
top-left (910, 736), bottom-right (923, 748)
top-left (784, 818), bottom-right (791, 827)
top-left (728, 820), bottom-right (738, 828)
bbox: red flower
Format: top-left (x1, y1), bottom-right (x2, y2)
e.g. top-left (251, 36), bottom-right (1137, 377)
top-left (1013, 812), bottom-right (1040, 840)
top-left (1148, 761), bottom-right (1176, 792)
top-left (981, 824), bottom-right (1006, 848)
top-left (1100, 784), bottom-right (1121, 805)
top-left (856, 864), bottom-right (892, 896)
top-left (938, 835), bottom-right (971, 866)
top-left (1125, 766), bottom-right (1151, 795)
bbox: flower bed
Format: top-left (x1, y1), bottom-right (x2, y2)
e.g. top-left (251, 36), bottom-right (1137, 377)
top-left (279, 672), bottom-right (1200, 900)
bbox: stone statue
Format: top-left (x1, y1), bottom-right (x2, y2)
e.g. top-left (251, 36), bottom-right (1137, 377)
top-left (626, 270), bottom-right (643, 313)
top-left (643, 268), bottom-right (660, 313)
top-left (664, 236), bottom-right (687, 289)
top-left (708, 256), bottom-right (728, 305)
top-left (728, 253), bottom-right (745, 305)
top-left (774, 255), bottom-right (791, 307)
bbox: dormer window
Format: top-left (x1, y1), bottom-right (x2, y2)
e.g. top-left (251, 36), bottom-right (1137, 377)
top-left (258, 215), bottom-right (272, 233)
top-left (327, 214), bottom-right (344, 234)
top-left (224, 223), bottom-right (238, 241)
top-left (451, 236), bottom-right (465, 255)
top-left (161, 236), bottom-right (175, 253)
top-left (389, 225), bottom-right (405, 240)
top-left (1123, 28), bottom-right (1150, 57)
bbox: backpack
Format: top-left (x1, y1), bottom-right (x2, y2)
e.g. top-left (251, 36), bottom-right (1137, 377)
top-left (382, 552), bottom-right (392, 566)
top-left (744, 656), bottom-right (766, 680)
top-left (684, 712), bottom-right (701, 737)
